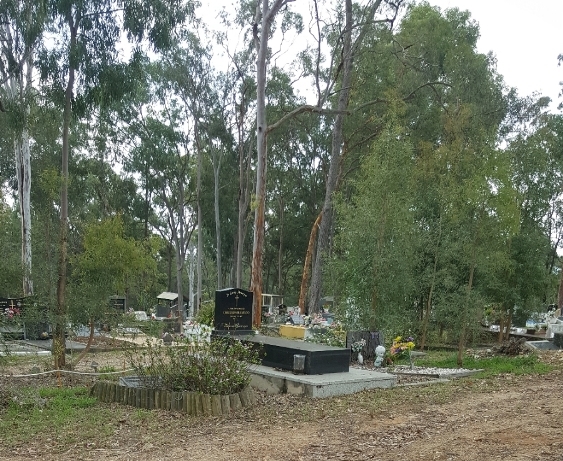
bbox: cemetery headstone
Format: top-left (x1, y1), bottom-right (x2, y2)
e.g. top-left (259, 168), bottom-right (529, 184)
top-left (290, 314), bottom-right (304, 325)
top-left (213, 288), bottom-right (253, 335)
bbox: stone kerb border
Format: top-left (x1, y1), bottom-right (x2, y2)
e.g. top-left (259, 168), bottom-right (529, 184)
top-left (90, 381), bottom-right (256, 416)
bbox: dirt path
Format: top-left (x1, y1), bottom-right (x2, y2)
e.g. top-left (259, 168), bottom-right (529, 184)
top-left (2, 349), bottom-right (563, 461)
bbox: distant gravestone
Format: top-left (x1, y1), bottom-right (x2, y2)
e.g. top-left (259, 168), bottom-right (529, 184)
top-left (346, 331), bottom-right (384, 360)
top-left (290, 314), bottom-right (304, 325)
top-left (213, 288), bottom-right (253, 335)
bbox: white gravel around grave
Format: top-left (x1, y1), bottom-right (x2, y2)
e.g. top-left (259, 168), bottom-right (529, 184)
top-left (389, 365), bottom-right (481, 377)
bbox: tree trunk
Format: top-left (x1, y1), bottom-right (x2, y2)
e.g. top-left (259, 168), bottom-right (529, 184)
top-left (71, 320), bottom-right (95, 368)
top-left (54, 18), bottom-right (77, 369)
top-left (277, 196), bottom-right (284, 295)
top-left (308, 0), bottom-right (386, 314)
top-left (457, 249), bottom-right (476, 367)
top-left (13, 48), bottom-right (34, 296)
top-left (420, 217), bottom-right (442, 351)
top-left (309, 0), bottom-right (355, 314)
top-left (197, 129), bottom-right (203, 316)
top-left (15, 130), bottom-right (33, 296)
top-left (558, 264), bottom-right (563, 312)
top-left (299, 212), bottom-right (322, 314)
top-left (250, 0), bottom-right (272, 328)
top-left (188, 246), bottom-right (195, 317)
top-left (214, 156), bottom-right (222, 289)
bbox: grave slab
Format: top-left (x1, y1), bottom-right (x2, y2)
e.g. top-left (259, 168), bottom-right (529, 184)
top-left (244, 334), bottom-right (350, 374)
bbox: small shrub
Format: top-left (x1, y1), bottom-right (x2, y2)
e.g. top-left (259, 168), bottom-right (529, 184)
top-left (195, 301), bottom-right (214, 326)
top-left (125, 337), bottom-right (260, 395)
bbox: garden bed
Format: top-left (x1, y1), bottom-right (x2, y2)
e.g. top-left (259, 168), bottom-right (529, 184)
top-left (90, 380), bottom-right (256, 416)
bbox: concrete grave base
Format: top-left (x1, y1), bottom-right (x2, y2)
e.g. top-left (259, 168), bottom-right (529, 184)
top-left (249, 364), bottom-right (395, 398)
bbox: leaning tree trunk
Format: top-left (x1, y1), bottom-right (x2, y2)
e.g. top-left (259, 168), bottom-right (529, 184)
top-left (309, 0), bottom-right (354, 314)
top-left (299, 212), bottom-right (322, 314)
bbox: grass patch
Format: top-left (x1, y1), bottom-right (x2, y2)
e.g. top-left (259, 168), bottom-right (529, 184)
top-left (0, 386), bottom-right (115, 449)
top-left (415, 351), bottom-right (554, 377)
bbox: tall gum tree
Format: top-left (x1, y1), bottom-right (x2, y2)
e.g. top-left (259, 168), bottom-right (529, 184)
top-left (308, 0), bottom-right (401, 314)
top-left (41, 0), bottom-right (190, 368)
top-left (0, 0), bottom-right (47, 297)
top-left (251, 0), bottom-right (298, 326)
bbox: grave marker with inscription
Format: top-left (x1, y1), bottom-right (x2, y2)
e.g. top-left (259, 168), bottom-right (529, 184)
top-left (213, 288), bottom-right (253, 335)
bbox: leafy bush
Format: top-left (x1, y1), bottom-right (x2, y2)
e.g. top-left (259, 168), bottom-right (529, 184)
top-left (125, 337), bottom-right (260, 395)
top-left (195, 301), bottom-right (214, 326)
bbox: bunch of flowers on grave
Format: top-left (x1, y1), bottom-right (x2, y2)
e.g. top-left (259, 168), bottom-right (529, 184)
top-left (351, 338), bottom-right (366, 353)
top-left (389, 335), bottom-right (415, 362)
top-left (2, 306), bottom-right (21, 325)
top-left (309, 313), bottom-right (326, 328)
top-left (305, 322), bottom-right (346, 347)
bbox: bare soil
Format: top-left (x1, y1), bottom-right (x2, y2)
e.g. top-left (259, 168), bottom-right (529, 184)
top-left (2, 343), bottom-right (563, 461)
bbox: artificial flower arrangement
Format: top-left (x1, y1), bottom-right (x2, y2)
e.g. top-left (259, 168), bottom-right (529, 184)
top-left (351, 338), bottom-right (366, 353)
top-left (389, 335), bottom-right (415, 361)
top-left (3, 306), bottom-right (21, 320)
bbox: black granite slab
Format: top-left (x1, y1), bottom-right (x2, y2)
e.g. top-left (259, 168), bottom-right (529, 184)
top-left (214, 288), bottom-right (253, 332)
top-left (243, 334), bottom-right (350, 374)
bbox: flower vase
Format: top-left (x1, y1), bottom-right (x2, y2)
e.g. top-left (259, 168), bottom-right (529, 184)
top-left (357, 352), bottom-right (364, 365)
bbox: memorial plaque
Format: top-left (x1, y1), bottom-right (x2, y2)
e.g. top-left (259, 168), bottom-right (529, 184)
top-left (110, 296), bottom-right (126, 311)
top-left (214, 288), bottom-right (253, 333)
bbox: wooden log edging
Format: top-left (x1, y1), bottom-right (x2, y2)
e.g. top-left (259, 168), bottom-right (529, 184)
top-left (89, 381), bottom-right (256, 416)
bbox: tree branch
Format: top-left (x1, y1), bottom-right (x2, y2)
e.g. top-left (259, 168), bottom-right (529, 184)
top-left (266, 104), bottom-right (350, 134)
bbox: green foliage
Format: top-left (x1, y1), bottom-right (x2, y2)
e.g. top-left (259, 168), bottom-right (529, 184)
top-left (195, 301), bottom-right (214, 326)
top-left (126, 337), bottom-right (260, 395)
top-left (329, 112), bottom-right (418, 332)
top-left (68, 216), bottom-right (157, 325)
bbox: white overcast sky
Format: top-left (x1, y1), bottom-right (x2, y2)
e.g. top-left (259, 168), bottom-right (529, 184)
top-left (201, 1), bottom-right (563, 113)
top-left (429, 0), bottom-right (563, 112)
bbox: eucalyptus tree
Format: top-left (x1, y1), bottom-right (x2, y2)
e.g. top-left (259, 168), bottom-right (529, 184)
top-left (161, 42), bottom-right (238, 295)
top-left (264, 69), bottom-right (331, 301)
top-left (128, 99), bottom-right (196, 332)
top-left (68, 216), bottom-right (157, 365)
top-left (306, 0), bottom-right (403, 315)
top-left (250, 0), bottom-right (306, 325)
top-left (325, 3), bottom-right (516, 360)
top-left (0, 0), bottom-right (48, 296)
top-left (388, 5), bottom-right (511, 358)
top-left (505, 105), bottom-right (563, 313)
top-left (39, 0), bottom-right (191, 367)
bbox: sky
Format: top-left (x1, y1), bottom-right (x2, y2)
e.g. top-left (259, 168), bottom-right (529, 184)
top-left (203, 1), bottom-right (563, 113)
top-left (414, 0), bottom-right (563, 112)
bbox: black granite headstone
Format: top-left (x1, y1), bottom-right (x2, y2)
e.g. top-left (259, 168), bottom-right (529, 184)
top-left (0, 297), bottom-right (24, 314)
top-left (214, 288), bottom-right (253, 335)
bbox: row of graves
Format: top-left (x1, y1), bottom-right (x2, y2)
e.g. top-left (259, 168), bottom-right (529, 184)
top-left (212, 288), bottom-right (383, 375)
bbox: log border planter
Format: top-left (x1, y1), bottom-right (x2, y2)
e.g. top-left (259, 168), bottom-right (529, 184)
top-left (90, 381), bottom-right (256, 416)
